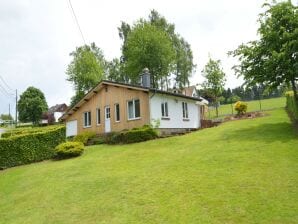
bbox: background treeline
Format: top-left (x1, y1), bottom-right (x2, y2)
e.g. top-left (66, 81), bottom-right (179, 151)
top-left (199, 84), bottom-right (287, 106)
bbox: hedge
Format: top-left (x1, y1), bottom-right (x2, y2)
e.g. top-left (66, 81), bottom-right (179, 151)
top-left (286, 91), bottom-right (298, 122)
top-left (1, 125), bottom-right (63, 138)
top-left (106, 126), bottom-right (158, 144)
top-left (0, 126), bottom-right (66, 169)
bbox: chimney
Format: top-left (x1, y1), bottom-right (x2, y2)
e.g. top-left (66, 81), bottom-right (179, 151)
top-left (140, 68), bottom-right (151, 88)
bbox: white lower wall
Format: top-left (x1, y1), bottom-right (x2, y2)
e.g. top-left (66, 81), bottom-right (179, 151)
top-left (54, 112), bottom-right (63, 122)
top-left (150, 93), bottom-right (200, 129)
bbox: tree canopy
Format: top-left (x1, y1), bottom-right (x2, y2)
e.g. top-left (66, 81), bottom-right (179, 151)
top-left (18, 87), bottom-right (48, 124)
top-left (66, 42), bottom-right (106, 106)
top-left (201, 57), bottom-right (226, 117)
top-left (117, 10), bottom-right (195, 89)
top-left (230, 1), bottom-right (298, 101)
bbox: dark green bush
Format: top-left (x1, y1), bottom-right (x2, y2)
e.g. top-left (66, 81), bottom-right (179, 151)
top-left (286, 91), bottom-right (298, 121)
top-left (73, 131), bottom-right (96, 145)
top-left (0, 126), bottom-right (65, 169)
top-left (106, 126), bottom-right (158, 144)
top-left (55, 142), bottom-right (84, 159)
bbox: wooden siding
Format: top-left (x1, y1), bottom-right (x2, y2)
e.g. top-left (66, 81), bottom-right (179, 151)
top-left (65, 85), bottom-right (150, 135)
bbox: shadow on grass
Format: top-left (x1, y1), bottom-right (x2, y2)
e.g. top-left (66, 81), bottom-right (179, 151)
top-left (223, 122), bottom-right (297, 143)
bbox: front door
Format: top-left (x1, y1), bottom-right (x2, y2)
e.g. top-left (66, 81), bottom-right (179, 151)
top-left (105, 106), bottom-right (111, 133)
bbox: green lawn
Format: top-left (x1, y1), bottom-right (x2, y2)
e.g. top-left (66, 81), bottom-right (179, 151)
top-left (0, 108), bottom-right (297, 223)
top-left (208, 97), bottom-right (286, 119)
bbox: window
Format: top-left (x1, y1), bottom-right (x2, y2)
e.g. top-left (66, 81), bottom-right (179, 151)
top-left (161, 102), bottom-right (169, 117)
top-left (115, 104), bottom-right (120, 122)
top-left (105, 107), bottom-right (110, 119)
top-left (83, 111), bottom-right (91, 127)
top-left (127, 99), bottom-right (141, 120)
top-left (96, 108), bottom-right (100, 125)
top-left (182, 102), bottom-right (188, 119)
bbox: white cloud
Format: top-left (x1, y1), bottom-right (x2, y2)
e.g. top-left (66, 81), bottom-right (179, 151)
top-left (0, 0), bottom-right (264, 115)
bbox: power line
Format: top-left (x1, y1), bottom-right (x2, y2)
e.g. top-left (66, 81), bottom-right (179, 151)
top-left (68, 0), bottom-right (86, 45)
top-left (0, 83), bottom-right (14, 99)
top-left (0, 75), bottom-right (14, 92)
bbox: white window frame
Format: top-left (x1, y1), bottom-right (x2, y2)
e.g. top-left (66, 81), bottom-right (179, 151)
top-left (127, 99), bottom-right (141, 120)
top-left (96, 108), bottom-right (101, 125)
top-left (83, 111), bottom-right (91, 128)
top-left (182, 102), bottom-right (189, 119)
top-left (115, 103), bottom-right (120, 122)
top-left (161, 102), bottom-right (169, 118)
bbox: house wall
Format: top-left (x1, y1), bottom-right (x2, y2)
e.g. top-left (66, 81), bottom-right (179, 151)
top-left (149, 93), bottom-right (200, 129)
top-left (54, 112), bottom-right (63, 122)
top-left (65, 85), bottom-right (150, 136)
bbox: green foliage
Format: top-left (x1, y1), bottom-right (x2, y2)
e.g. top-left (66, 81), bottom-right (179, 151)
top-left (118, 10), bottom-right (195, 89)
top-left (0, 126), bottom-right (65, 169)
top-left (123, 23), bottom-right (175, 87)
top-left (106, 126), bottom-right (158, 144)
top-left (234, 101), bottom-right (248, 115)
top-left (73, 131), bottom-right (96, 145)
top-left (286, 91), bottom-right (298, 121)
top-left (230, 1), bottom-right (298, 101)
top-left (55, 142), bottom-right (84, 159)
top-left (18, 86), bottom-right (48, 124)
top-left (201, 57), bottom-right (226, 117)
top-left (66, 42), bottom-right (106, 106)
top-left (1, 125), bottom-right (64, 138)
top-left (0, 114), bottom-right (13, 121)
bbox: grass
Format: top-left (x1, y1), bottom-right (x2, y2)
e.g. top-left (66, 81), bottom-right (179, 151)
top-left (208, 97), bottom-right (286, 119)
top-left (0, 108), bottom-right (297, 223)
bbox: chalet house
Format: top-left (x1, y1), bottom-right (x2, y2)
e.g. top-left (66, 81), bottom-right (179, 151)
top-left (60, 70), bottom-right (203, 137)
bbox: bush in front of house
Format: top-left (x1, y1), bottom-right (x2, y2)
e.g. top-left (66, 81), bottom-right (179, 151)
top-left (55, 142), bottom-right (84, 159)
top-left (0, 126), bottom-right (65, 169)
top-left (1, 125), bottom-right (64, 138)
top-left (106, 126), bottom-right (158, 144)
top-left (234, 101), bottom-right (248, 115)
top-left (73, 131), bottom-right (96, 145)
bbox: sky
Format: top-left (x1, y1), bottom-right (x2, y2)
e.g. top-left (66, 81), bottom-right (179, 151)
top-left (0, 0), bottom-right (265, 116)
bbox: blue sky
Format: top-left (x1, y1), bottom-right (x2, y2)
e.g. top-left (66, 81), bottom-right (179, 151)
top-left (0, 0), bottom-right (264, 116)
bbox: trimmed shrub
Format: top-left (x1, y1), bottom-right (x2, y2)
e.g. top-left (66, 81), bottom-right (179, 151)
top-left (55, 142), bottom-right (84, 159)
top-left (106, 126), bottom-right (158, 144)
top-left (1, 125), bottom-right (64, 138)
top-left (0, 126), bottom-right (65, 169)
top-left (234, 101), bottom-right (248, 115)
top-left (286, 91), bottom-right (298, 121)
top-left (73, 131), bottom-right (96, 145)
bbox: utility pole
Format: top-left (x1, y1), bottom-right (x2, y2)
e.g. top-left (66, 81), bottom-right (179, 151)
top-left (8, 104), bottom-right (11, 117)
top-left (15, 89), bottom-right (18, 127)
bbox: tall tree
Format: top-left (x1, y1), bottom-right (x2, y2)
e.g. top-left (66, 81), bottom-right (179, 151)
top-left (18, 87), bottom-right (48, 125)
top-left (230, 1), bottom-right (298, 102)
top-left (66, 42), bottom-right (106, 106)
top-left (201, 57), bottom-right (226, 117)
top-left (118, 10), bottom-right (195, 89)
top-left (123, 23), bottom-right (175, 88)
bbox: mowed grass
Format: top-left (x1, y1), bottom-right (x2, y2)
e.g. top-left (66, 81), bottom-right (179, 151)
top-left (0, 108), bottom-right (297, 224)
top-left (209, 97), bottom-right (286, 118)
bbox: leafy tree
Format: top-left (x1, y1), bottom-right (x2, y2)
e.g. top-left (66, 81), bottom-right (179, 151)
top-left (118, 10), bottom-right (195, 89)
top-left (230, 1), bottom-right (298, 102)
top-left (0, 114), bottom-right (13, 121)
top-left (123, 23), bottom-right (175, 88)
top-left (201, 57), bottom-right (226, 117)
top-left (66, 42), bottom-right (106, 106)
top-left (106, 58), bottom-right (127, 83)
top-left (18, 87), bottom-right (48, 125)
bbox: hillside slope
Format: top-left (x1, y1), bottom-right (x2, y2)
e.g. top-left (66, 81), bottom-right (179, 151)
top-left (0, 108), bottom-right (297, 223)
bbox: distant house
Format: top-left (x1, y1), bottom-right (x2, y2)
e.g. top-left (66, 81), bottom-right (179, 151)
top-left (42, 103), bottom-right (68, 124)
top-left (60, 69), bottom-right (203, 137)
